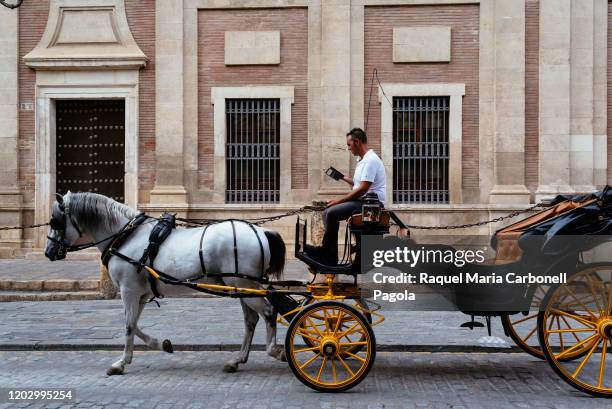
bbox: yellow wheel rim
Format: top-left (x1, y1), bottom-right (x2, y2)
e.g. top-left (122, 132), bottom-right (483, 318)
top-left (504, 284), bottom-right (549, 359)
top-left (541, 264), bottom-right (612, 395)
top-left (288, 303), bottom-right (373, 390)
top-left (505, 284), bottom-right (592, 361)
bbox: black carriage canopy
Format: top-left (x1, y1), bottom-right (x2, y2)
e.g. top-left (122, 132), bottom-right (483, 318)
top-left (502, 185), bottom-right (612, 257)
top-left (360, 186), bottom-right (612, 312)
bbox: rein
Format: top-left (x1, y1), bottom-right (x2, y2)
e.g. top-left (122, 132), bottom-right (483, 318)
top-left (47, 213), bottom-right (150, 257)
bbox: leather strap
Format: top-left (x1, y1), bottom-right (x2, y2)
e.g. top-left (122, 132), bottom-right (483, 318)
top-left (198, 224), bottom-right (210, 275)
top-left (101, 213), bottom-right (148, 267)
top-left (244, 221), bottom-right (265, 276)
top-left (230, 220), bottom-right (238, 275)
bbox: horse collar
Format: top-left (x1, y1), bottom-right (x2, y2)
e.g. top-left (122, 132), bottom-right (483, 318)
top-left (101, 213), bottom-right (148, 268)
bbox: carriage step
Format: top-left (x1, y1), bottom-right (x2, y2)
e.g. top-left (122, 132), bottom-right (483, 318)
top-left (0, 291), bottom-right (102, 302)
top-left (460, 321), bottom-right (485, 329)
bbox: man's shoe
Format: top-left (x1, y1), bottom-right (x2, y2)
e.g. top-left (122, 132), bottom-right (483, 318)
top-left (304, 244), bottom-right (323, 256)
top-left (303, 244), bottom-right (338, 265)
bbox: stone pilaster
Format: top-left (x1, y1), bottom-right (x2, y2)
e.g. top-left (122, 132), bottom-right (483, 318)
top-left (0, 6), bottom-right (23, 247)
top-left (569, 0), bottom-right (596, 193)
top-left (318, 0), bottom-right (352, 196)
top-left (478, 0), bottom-right (495, 204)
top-left (536, 0), bottom-right (573, 200)
top-left (151, 0), bottom-right (188, 205)
top-left (488, 0), bottom-right (530, 204)
top-left (592, 0), bottom-right (608, 188)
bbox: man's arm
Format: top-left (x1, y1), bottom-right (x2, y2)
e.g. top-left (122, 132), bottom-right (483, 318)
top-left (327, 181), bottom-right (371, 207)
top-left (342, 175), bottom-right (354, 186)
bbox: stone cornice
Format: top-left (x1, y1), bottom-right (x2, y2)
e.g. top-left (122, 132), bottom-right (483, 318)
top-left (23, 0), bottom-right (147, 70)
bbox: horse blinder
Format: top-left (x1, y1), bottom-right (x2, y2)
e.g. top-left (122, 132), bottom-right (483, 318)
top-left (49, 216), bottom-right (65, 231)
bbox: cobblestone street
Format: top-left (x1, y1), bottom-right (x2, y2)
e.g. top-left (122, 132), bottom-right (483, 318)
top-left (0, 351), bottom-right (607, 409)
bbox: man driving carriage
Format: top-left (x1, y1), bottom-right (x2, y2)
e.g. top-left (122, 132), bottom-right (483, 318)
top-left (306, 128), bottom-right (386, 265)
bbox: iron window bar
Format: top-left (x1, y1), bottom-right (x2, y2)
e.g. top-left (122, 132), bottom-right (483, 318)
top-left (226, 98), bottom-right (281, 203)
top-left (392, 96), bottom-right (450, 204)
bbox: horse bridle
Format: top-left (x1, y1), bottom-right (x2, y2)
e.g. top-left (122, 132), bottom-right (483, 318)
top-left (47, 200), bottom-right (151, 260)
top-left (47, 201), bottom-right (85, 257)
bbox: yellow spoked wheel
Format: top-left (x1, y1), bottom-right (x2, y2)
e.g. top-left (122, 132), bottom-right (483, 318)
top-left (538, 263), bottom-right (612, 397)
top-left (502, 284), bottom-right (591, 361)
top-left (299, 298), bottom-right (372, 357)
top-left (285, 300), bottom-right (376, 392)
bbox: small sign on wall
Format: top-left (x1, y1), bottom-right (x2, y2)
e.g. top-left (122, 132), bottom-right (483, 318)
top-left (20, 102), bottom-right (34, 112)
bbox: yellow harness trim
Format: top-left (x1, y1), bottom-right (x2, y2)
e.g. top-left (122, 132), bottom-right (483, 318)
top-left (143, 265), bottom-right (268, 295)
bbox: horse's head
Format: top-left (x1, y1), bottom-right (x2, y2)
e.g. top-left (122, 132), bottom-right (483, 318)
top-left (45, 192), bottom-right (84, 261)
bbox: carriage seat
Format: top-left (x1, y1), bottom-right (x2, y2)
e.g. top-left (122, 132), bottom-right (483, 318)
top-left (489, 198), bottom-right (598, 265)
top-left (347, 211), bottom-right (391, 228)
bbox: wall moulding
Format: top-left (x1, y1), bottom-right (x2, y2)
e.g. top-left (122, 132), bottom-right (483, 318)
top-left (23, 0), bottom-right (147, 70)
top-left (378, 83), bottom-right (465, 205)
top-left (211, 86), bottom-right (294, 205)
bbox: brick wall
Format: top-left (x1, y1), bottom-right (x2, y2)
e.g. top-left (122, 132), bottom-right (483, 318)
top-left (125, 0), bottom-right (155, 202)
top-left (17, 1), bottom-right (155, 203)
top-left (364, 5), bottom-right (480, 191)
top-left (18, 0), bottom-right (50, 199)
top-left (197, 8), bottom-right (308, 190)
top-left (525, 0), bottom-right (539, 192)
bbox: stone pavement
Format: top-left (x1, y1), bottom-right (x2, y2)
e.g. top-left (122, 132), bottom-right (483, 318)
top-left (0, 350), bottom-right (606, 408)
top-left (0, 260), bottom-right (100, 281)
top-left (0, 298), bottom-right (513, 350)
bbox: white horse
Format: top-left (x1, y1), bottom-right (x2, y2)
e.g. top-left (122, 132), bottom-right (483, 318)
top-left (44, 192), bottom-right (287, 375)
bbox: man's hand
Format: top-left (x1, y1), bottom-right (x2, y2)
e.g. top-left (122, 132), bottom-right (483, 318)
top-left (326, 181), bottom-right (372, 208)
top-left (326, 199), bottom-right (342, 207)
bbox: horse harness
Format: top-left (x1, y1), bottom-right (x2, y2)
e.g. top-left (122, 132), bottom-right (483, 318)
top-left (102, 215), bottom-right (268, 300)
top-left (198, 219), bottom-right (267, 283)
top-left (101, 212), bottom-right (173, 299)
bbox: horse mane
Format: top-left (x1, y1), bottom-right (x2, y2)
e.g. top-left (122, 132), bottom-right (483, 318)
top-left (64, 192), bottom-right (139, 232)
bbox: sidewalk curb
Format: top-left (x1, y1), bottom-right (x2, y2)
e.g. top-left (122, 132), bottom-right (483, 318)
top-left (0, 291), bottom-right (103, 302)
top-left (0, 279), bottom-right (99, 292)
top-left (0, 344), bottom-right (521, 353)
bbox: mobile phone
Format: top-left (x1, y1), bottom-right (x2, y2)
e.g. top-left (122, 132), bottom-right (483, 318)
top-left (325, 166), bottom-right (344, 181)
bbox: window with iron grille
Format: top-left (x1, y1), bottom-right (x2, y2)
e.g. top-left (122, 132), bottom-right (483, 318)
top-left (226, 99), bottom-right (280, 203)
top-left (393, 96), bottom-right (450, 204)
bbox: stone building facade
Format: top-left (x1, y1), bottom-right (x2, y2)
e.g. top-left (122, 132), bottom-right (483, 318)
top-left (0, 0), bottom-right (610, 256)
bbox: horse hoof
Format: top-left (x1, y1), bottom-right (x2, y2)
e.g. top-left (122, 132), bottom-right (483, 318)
top-left (270, 346), bottom-right (286, 361)
top-left (106, 367), bottom-right (124, 376)
top-left (162, 339), bottom-right (174, 354)
top-left (223, 363), bottom-right (238, 373)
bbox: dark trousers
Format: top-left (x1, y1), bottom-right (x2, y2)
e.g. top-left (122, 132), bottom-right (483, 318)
top-left (322, 200), bottom-right (362, 262)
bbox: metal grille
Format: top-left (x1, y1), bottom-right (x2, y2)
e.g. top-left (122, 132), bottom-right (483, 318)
top-left (226, 99), bottom-right (280, 203)
top-left (56, 100), bottom-right (125, 202)
top-left (393, 96), bottom-right (450, 204)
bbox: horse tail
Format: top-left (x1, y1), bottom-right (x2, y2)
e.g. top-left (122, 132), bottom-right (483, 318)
top-left (264, 230), bottom-right (285, 279)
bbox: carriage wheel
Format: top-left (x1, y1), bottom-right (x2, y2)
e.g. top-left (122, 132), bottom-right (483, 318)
top-left (285, 301), bottom-right (376, 392)
top-left (502, 312), bottom-right (545, 359)
top-left (538, 263), bottom-right (612, 397)
top-left (501, 283), bottom-right (548, 360)
top-left (299, 298), bottom-right (372, 356)
top-left (502, 284), bottom-right (591, 361)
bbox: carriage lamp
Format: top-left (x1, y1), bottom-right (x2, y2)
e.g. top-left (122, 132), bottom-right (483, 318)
top-left (361, 193), bottom-right (381, 224)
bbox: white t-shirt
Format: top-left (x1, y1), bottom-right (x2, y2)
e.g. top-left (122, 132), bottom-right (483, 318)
top-left (353, 149), bottom-right (386, 204)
